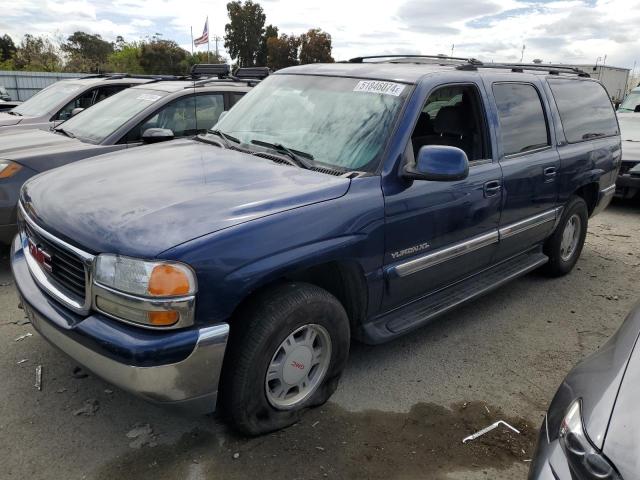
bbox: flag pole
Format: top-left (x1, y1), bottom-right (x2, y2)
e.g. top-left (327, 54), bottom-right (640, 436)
top-left (190, 26), bottom-right (194, 56)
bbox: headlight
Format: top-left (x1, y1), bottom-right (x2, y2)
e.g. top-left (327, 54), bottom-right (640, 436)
top-left (559, 400), bottom-right (621, 479)
top-left (0, 160), bottom-right (22, 178)
top-left (93, 254), bottom-right (197, 328)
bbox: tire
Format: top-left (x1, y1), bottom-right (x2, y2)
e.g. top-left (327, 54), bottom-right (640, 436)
top-left (542, 195), bottom-right (588, 277)
top-left (220, 282), bottom-right (350, 436)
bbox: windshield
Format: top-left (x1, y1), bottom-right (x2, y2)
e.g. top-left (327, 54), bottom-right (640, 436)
top-left (13, 81), bottom-right (84, 117)
top-left (60, 88), bottom-right (169, 144)
top-left (619, 91), bottom-right (640, 112)
top-left (619, 115), bottom-right (640, 141)
top-left (213, 74), bottom-right (409, 171)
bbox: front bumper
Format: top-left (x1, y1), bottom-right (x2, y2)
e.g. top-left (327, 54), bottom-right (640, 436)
top-left (10, 235), bottom-right (229, 413)
top-left (528, 416), bottom-right (573, 479)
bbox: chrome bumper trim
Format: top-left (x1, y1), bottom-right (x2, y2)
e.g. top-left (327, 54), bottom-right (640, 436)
top-left (498, 207), bottom-right (561, 240)
top-left (26, 299), bottom-right (228, 411)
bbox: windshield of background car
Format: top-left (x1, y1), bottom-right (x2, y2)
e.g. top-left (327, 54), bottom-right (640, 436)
top-left (619, 115), bottom-right (640, 141)
top-left (12, 81), bottom-right (85, 117)
top-left (213, 74), bottom-right (410, 171)
top-left (619, 91), bottom-right (640, 112)
top-left (60, 88), bottom-right (169, 144)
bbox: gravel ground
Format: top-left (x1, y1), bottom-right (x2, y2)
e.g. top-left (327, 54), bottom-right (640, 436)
top-left (1, 199), bottom-right (638, 480)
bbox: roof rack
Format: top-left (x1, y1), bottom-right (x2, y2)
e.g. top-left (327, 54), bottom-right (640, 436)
top-left (348, 54), bottom-right (482, 65)
top-left (191, 63), bottom-right (231, 78)
top-left (79, 73), bottom-right (186, 81)
top-left (458, 62), bottom-right (590, 77)
top-left (235, 67), bottom-right (270, 80)
top-left (187, 64), bottom-right (270, 88)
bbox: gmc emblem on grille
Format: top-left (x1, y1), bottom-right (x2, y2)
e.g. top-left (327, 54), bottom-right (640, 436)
top-left (28, 239), bottom-right (53, 273)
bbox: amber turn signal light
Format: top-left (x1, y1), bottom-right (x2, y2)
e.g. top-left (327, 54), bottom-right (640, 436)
top-left (147, 310), bottom-right (179, 326)
top-left (148, 264), bottom-right (191, 296)
top-left (0, 162), bottom-right (22, 179)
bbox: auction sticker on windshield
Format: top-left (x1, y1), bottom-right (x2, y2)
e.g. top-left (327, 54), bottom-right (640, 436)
top-left (354, 80), bottom-right (405, 96)
top-left (136, 94), bottom-right (162, 102)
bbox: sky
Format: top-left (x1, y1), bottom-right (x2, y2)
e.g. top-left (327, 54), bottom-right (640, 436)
top-left (0, 0), bottom-right (639, 69)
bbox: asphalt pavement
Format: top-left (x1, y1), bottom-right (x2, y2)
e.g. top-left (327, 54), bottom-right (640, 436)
top-left (1, 199), bottom-right (638, 480)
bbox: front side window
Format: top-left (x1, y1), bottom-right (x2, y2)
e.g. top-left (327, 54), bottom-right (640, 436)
top-left (548, 79), bottom-right (619, 143)
top-left (127, 93), bottom-right (225, 142)
top-left (493, 83), bottom-right (549, 156)
top-left (12, 81), bottom-right (85, 117)
top-left (55, 88), bottom-right (97, 121)
top-left (57, 88), bottom-right (169, 144)
top-left (213, 74), bottom-right (409, 171)
top-left (411, 84), bottom-right (489, 161)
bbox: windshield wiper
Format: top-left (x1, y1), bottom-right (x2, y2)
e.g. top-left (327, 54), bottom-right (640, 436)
top-left (54, 127), bottom-right (75, 139)
top-left (207, 129), bottom-right (240, 148)
top-left (582, 132), bottom-right (605, 140)
top-left (7, 111), bottom-right (22, 116)
top-left (250, 139), bottom-right (314, 169)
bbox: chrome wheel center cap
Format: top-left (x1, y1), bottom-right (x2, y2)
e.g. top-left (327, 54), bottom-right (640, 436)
top-left (283, 346), bottom-right (313, 385)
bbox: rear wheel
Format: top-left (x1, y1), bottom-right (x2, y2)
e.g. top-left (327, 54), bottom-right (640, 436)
top-left (543, 196), bottom-right (588, 276)
top-left (221, 283), bottom-right (350, 435)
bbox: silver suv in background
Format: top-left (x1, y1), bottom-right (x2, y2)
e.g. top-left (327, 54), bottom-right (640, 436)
top-left (0, 74), bottom-right (159, 134)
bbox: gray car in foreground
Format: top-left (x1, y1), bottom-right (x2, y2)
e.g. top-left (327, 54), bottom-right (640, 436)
top-left (0, 75), bottom-right (154, 133)
top-left (529, 303), bottom-right (640, 479)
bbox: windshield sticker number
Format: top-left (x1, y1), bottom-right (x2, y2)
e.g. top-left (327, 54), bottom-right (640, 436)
top-left (354, 81), bottom-right (405, 96)
top-left (136, 94), bottom-right (162, 102)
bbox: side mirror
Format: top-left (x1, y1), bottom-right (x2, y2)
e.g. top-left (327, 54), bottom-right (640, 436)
top-left (71, 107), bottom-right (84, 117)
top-left (403, 145), bottom-right (469, 181)
top-left (142, 128), bottom-right (174, 144)
top-left (634, 105), bottom-right (640, 113)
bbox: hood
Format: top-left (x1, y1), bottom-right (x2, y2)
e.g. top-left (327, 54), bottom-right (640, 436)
top-left (0, 111), bottom-right (23, 126)
top-left (621, 140), bottom-right (640, 163)
top-left (21, 139), bottom-right (351, 257)
top-left (546, 305), bottom-right (640, 450)
top-left (0, 129), bottom-right (111, 172)
top-left (602, 305), bottom-right (640, 479)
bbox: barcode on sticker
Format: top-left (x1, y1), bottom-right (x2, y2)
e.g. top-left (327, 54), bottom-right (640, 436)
top-left (353, 81), bottom-right (405, 96)
top-left (136, 94), bottom-right (162, 102)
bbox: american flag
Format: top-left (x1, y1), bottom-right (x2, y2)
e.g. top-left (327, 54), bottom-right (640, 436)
top-left (194, 18), bottom-right (209, 46)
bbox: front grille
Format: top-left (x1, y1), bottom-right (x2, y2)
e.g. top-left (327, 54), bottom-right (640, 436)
top-left (23, 221), bottom-right (87, 299)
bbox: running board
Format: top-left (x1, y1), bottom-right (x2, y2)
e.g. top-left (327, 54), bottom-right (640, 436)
top-left (358, 249), bottom-right (549, 344)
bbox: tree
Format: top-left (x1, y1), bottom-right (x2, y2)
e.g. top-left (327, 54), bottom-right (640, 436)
top-left (61, 31), bottom-right (114, 73)
top-left (267, 34), bottom-right (300, 71)
top-left (13, 34), bottom-right (62, 71)
top-left (256, 24), bottom-right (278, 67)
top-left (107, 42), bottom-right (144, 73)
top-left (139, 39), bottom-right (189, 75)
top-left (0, 34), bottom-right (16, 62)
top-left (299, 29), bottom-right (334, 64)
top-left (224, 0), bottom-right (266, 67)
top-left (187, 51), bottom-right (227, 68)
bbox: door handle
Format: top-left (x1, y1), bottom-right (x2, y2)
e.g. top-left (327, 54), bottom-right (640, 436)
top-left (544, 166), bottom-right (557, 178)
top-left (483, 180), bottom-right (502, 197)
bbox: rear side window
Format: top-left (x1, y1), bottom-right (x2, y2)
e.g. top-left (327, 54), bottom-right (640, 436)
top-left (548, 79), bottom-right (618, 143)
top-left (493, 83), bottom-right (549, 156)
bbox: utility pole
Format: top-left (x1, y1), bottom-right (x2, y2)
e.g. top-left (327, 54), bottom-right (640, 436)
top-left (520, 44), bottom-right (525, 62)
top-left (451, 44), bottom-right (454, 57)
top-left (213, 35), bottom-right (221, 59)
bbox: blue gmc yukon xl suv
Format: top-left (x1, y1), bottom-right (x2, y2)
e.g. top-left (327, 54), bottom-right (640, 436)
top-left (11, 57), bottom-right (620, 435)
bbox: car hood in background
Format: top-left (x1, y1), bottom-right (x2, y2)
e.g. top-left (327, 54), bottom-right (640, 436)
top-left (0, 129), bottom-right (114, 172)
top-left (621, 140), bottom-right (640, 162)
top-left (21, 139), bottom-right (351, 257)
top-left (602, 305), bottom-right (640, 479)
top-left (0, 111), bottom-right (24, 126)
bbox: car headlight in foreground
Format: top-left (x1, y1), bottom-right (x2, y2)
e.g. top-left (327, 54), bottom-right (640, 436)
top-left (93, 254), bottom-right (197, 328)
top-left (559, 400), bottom-right (621, 479)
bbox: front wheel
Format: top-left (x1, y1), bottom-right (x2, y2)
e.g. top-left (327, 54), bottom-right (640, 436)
top-left (221, 283), bottom-right (350, 435)
top-left (542, 196), bottom-right (588, 277)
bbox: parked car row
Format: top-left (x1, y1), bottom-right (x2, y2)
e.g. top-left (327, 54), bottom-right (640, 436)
top-left (2, 57), bottom-right (634, 477)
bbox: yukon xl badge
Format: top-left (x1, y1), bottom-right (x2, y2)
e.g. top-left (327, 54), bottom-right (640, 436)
top-left (391, 242), bottom-right (430, 260)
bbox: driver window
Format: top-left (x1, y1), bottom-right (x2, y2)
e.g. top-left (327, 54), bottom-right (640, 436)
top-left (55, 88), bottom-right (96, 121)
top-left (411, 84), bottom-right (489, 162)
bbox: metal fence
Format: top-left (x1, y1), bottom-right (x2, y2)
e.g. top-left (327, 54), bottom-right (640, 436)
top-left (0, 71), bottom-right (86, 101)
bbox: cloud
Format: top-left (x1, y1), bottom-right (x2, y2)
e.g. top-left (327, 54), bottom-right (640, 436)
top-left (397, 0), bottom-right (502, 28)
